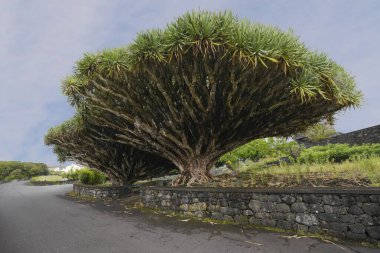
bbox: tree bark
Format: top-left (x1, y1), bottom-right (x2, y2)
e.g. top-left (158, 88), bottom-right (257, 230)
top-left (172, 157), bottom-right (214, 186)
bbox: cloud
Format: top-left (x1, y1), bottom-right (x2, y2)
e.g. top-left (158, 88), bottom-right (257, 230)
top-left (0, 0), bottom-right (379, 164)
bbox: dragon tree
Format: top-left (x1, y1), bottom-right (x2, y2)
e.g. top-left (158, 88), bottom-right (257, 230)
top-left (63, 11), bottom-right (361, 185)
top-left (45, 114), bottom-right (174, 185)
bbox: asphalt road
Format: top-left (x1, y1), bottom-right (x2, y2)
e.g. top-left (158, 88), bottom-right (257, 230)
top-left (0, 181), bottom-right (378, 253)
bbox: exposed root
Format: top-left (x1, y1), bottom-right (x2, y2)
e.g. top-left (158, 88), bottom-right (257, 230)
top-left (171, 171), bottom-right (191, 186)
top-left (186, 172), bottom-right (213, 186)
top-left (171, 170), bottom-right (213, 186)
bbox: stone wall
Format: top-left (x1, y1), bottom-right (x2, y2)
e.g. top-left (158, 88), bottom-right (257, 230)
top-left (141, 187), bottom-right (380, 243)
top-left (73, 183), bottom-right (131, 198)
top-left (297, 124), bottom-right (380, 148)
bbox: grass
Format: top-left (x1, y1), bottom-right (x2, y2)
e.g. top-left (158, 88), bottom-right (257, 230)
top-left (258, 157), bottom-right (380, 184)
top-left (209, 156), bottom-right (380, 188)
top-left (30, 175), bottom-right (68, 185)
top-left (30, 175), bottom-right (65, 182)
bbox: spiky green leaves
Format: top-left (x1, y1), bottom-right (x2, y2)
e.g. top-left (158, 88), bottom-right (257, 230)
top-left (56, 10), bottom-right (362, 185)
top-left (68, 11), bottom-right (360, 111)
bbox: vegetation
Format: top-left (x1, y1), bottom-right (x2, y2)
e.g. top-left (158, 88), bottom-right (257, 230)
top-left (219, 138), bottom-right (300, 165)
top-left (297, 144), bottom-right (380, 163)
top-left (77, 168), bottom-right (107, 185)
top-left (62, 169), bottom-right (80, 181)
top-left (207, 144), bottom-right (380, 188)
top-left (234, 156), bottom-right (380, 188)
top-left (45, 114), bottom-right (175, 186)
top-left (0, 161), bottom-right (48, 182)
top-left (301, 121), bottom-right (337, 141)
top-left (62, 167), bottom-right (108, 185)
top-left (30, 175), bottom-right (66, 185)
top-left (58, 10), bottom-right (361, 186)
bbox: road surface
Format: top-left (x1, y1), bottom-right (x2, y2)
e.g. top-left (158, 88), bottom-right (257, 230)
top-left (0, 181), bottom-right (378, 253)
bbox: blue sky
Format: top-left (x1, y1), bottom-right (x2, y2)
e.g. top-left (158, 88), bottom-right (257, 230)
top-left (1, 0), bottom-right (379, 165)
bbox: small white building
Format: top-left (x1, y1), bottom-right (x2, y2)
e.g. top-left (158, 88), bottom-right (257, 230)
top-left (49, 164), bottom-right (84, 173)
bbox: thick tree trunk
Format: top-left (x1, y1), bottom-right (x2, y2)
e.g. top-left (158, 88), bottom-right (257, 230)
top-left (172, 157), bottom-right (214, 186)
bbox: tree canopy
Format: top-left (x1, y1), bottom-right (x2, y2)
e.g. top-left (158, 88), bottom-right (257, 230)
top-left (0, 161), bottom-right (48, 182)
top-left (45, 114), bottom-right (175, 185)
top-left (59, 11), bottom-right (361, 185)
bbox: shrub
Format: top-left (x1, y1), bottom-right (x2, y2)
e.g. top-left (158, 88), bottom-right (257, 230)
top-left (78, 168), bottom-right (106, 185)
top-left (219, 138), bottom-right (300, 165)
top-left (0, 161), bottom-right (48, 182)
top-left (62, 169), bottom-right (80, 181)
top-left (297, 144), bottom-right (380, 164)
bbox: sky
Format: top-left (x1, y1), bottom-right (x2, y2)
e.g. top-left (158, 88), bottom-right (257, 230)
top-left (0, 0), bottom-right (379, 165)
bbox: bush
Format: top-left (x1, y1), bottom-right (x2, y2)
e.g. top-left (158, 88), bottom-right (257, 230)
top-left (62, 169), bottom-right (80, 181)
top-left (297, 144), bottom-right (380, 164)
top-left (219, 138), bottom-right (300, 165)
top-left (78, 168), bottom-right (106, 185)
top-left (0, 161), bottom-right (48, 182)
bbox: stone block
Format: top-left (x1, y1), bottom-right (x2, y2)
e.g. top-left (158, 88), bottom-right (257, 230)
top-left (308, 226), bottom-right (321, 234)
top-left (276, 203), bottom-right (290, 213)
top-left (194, 211), bottom-right (205, 217)
top-left (341, 214), bottom-right (356, 224)
top-left (281, 195), bottom-right (296, 205)
top-left (272, 212), bottom-right (284, 220)
top-left (220, 206), bottom-right (234, 216)
top-left (179, 204), bottom-right (189, 211)
top-left (291, 202), bottom-right (307, 213)
top-left (234, 215), bottom-right (248, 224)
top-left (261, 202), bottom-right (276, 213)
top-left (296, 224), bottom-right (308, 232)
top-left (358, 214), bottom-right (374, 226)
top-left (342, 195), bottom-right (356, 206)
top-left (217, 199), bottom-right (228, 207)
top-left (240, 193), bottom-right (251, 200)
top-left (285, 213), bottom-right (295, 222)
top-left (242, 209), bottom-right (253, 216)
top-left (295, 213), bottom-right (318, 226)
top-left (333, 206), bottom-right (347, 215)
top-left (366, 226), bottom-right (380, 240)
top-left (318, 213), bottom-right (339, 222)
top-left (348, 224), bottom-right (365, 234)
top-left (181, 196), bottom-right (190, 204)
top-left (309, 204), bottom-right (324, 213)
top-left (207, 204), bottom-right (220, 212)
top-left (356, 195), bottom-right (370, 203)
top-left (188, 202), bottom-right (207, 211)
top-left (277, 220), bottom-right (293, 230)
top-left (261, 219), bottom-right (276, 227)
top-left (373, 216), bottom-right (380, 225)
top-left (348, 205), bottom-right (364, 215)
top-left (346, 232), bottom-right (366, 240)
top-left (319, 220), bottom-right (331, 229)
top-left (324, 205), bottom-right (333, 214)
top-left (211, 212), bottom-right (223, 220)
top-left (302, 194), bottom-right (320, 204)
top-left (255, 212), bottom-right (268, 219)
top-left (330, 222), bottom-right (348, 232)
top-left (369, 195), bottom-right (378, 203)
top-left (322, 195), bottom-right (341, 206)
top-left (249, 217), bottom-right (260, 225)
top-left (362, 203), bottom-right (380, 216)
top-left (223, 215), bottom-right (234, 221)
top-left (249, 200), bottom-right (262, 212)
top-left (251, 193), bottom-right (261, 200)
top-left (268, 195), bottom-right (282, 203)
